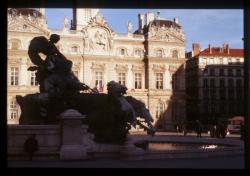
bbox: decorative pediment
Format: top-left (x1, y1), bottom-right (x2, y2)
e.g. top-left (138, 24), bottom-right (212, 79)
top-left (148, 24), bottom-right (185, 43)
top-left (152, 64), bottom-right (166, 72)
top-left (8, 15), bottom-right (49, 35)
top-left (88, 12), bottom-right (109, 27)
top-left (131, 65), bottom-right (144, 72)
top-left (115, 64), bottom-right (128, 72)
top-left (91, 63), bottom-right (106, 70)
top-left (82, 25), bottom-right (114, 54)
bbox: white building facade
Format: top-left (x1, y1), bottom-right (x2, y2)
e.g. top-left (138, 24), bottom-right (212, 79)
top-left (7, 8), bottom-right (186, 130)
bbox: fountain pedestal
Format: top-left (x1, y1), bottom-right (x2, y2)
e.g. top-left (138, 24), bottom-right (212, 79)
top-left (59, 109), bottom-right (88, 160)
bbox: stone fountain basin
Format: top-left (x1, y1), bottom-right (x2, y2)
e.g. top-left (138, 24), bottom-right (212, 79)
top-left (117, 135), bottom-right (244, 160)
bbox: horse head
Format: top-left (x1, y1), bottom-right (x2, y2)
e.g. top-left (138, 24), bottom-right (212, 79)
top-left (107, 81), bottom-right (127, 97)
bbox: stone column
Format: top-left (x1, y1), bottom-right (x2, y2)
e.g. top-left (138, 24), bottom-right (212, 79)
top-left (59, 109), bottom-right (87, 160)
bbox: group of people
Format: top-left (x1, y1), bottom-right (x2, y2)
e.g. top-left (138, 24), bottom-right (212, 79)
top-left (176, 120), bottom-right (228, 138)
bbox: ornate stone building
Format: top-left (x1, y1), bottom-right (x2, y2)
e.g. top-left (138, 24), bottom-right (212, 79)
top-left (186, 43), bottom-right (244, 124)
top-left (7, 8), bottom-right (186, 130)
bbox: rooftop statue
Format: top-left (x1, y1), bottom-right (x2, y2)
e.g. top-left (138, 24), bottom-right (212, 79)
top-left (16, 34), bottom-right (155, 144)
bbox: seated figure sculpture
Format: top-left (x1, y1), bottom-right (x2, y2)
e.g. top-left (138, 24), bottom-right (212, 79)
top-left (16, 34), bottom-right (155, 144)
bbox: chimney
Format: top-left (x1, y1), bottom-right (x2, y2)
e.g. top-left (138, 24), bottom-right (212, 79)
top-left (192, 43), bottom-right (200, 56)
top-left (174, 17), bottom-right (179, 24)
top-left (226, 44), bottom-right (230, 54)
top-left (208, 44), bottom-right (212, 54)
top-left (146, 12), bottom-right (154, 25)
top-left (138, 13), bottom-right (144, 33)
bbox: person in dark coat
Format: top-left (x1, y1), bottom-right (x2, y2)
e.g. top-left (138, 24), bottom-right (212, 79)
top-left (196, 120), bottom-right (202, 137)
top-left (23, 134), bottom-right (39, 161)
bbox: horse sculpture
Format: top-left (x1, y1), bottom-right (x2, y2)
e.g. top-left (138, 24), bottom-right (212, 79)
top-left (16, 34), bottom-right (155, 144)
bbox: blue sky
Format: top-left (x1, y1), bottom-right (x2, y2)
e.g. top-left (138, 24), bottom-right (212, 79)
top-left (45, 8), bottom-right (243, 51)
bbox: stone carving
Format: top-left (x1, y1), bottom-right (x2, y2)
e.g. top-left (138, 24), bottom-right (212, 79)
top-left (132, 65), bottom-right (144, 72)
top-left (149, 23), bottom-right (185, 42)
top-left (16, 35), bottom-right (156, 144)
top-left (91, 63), bottom-right (106, 70)
top-left (115, 64), bottom-right (128, 72)
top-left (152, 64), bottom-right (166, 72)
top-left (8, 9), bottom-right (48, 32)
top-left (88, 29), bottom-right (109, 52)
top-left (127, 20), bottom-right (132, 33)
top-left (89, 12), bottom-right (107, 27)
top-left (63, 17), bottom-right (69, 29)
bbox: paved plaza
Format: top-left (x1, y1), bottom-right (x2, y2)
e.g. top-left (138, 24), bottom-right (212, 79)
top-left (8, 132), bottom-right (244, 169)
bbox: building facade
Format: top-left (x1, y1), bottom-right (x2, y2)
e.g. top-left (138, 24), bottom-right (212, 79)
top-left (7, 8), bottom-right (186, 130)
top-left (186, 43), bottom-right (244, 124)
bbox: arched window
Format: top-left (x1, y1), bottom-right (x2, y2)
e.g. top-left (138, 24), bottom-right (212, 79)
top-left (172, 50), bottom-right (178, 58)
top-left (10, 39), bottom-right (21, 50)
top-left (135, 49), bottom-right (142, 57)
top-left (120, 48), bottom-right (125, 56)
top-left (156, 102), bottom-right (164, 119)
top-left (156, 49), bottom-right (163, 58)
top-left (9, 100), bottom-right (18, 119)
top-left (23, 24), bottom-right (28, 30)
top-left (71, 46), bottom-right (79, 53)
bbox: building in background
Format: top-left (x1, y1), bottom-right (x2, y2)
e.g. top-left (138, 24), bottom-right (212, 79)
top-left (186, 43), bottom-right (244, 125)
top-left (7, 8), bottom-right (186, 130)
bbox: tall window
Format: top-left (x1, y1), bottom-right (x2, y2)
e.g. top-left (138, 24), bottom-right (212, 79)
top-left (134, 73), bottom-right (142, 89)
top-left (219, 69), bottom-right (224, 76)
top-left (219, 79), bottom-right (225, 88)
top-left (236, 79), bottom-right (242, 88)
top-left (120, 48), bottom-right (125, 56)
top-left (210, 58), bottom-right (214, 64)
top-left (210, 79), bottom-right (215, 88)
top-left (30, 71), bottom-right (38, 86)
top-left (10, 67), bottom-right (19, 86)
top-left (236, 69), bottom-right (241, 76)
top-left (228, 79), bottom-right (234, 87)
top-left (203, 89), bottom-right (209, 99)
top-left (11, 40), bottom-right (21, 50)
top-left (118, 72), bottom-right (126, 86)
top-left (156, 49), bottom-right (163, 57)
top-left (228, 69), bottom-right (233, 76)
top-left (156, 102), bottom-right (164, 119)
top-left (220, 103), bottom-right (226, 113)
top-left (203, 79), bottom-right (208, 88)
top-left (9, 100), bottom-right (18, 119)
top-left (71, 46), bottom-right (78, 53)
top-left (135, 49), bottom-right (142, 57)
top-left (210, 68), bottom-right (215, 76)
top-left (156, 73), bottom-right (163, 89)
top-left (220, 89), bottom-right (226, 100)
top-left (210, 89), bottom-right (216, 99)
top-left (203, 58), bottom-right (207, 64)
top-left (228, 89), bottom-right (235, 100)
top-left (219, 58), bottom-right (223, 64)
top-left (172, 50), bottom-right (178, 58)
top-left (95, 72), bottom-right (103, 89)
top-left (210, 103), bottom-right (216, 113)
